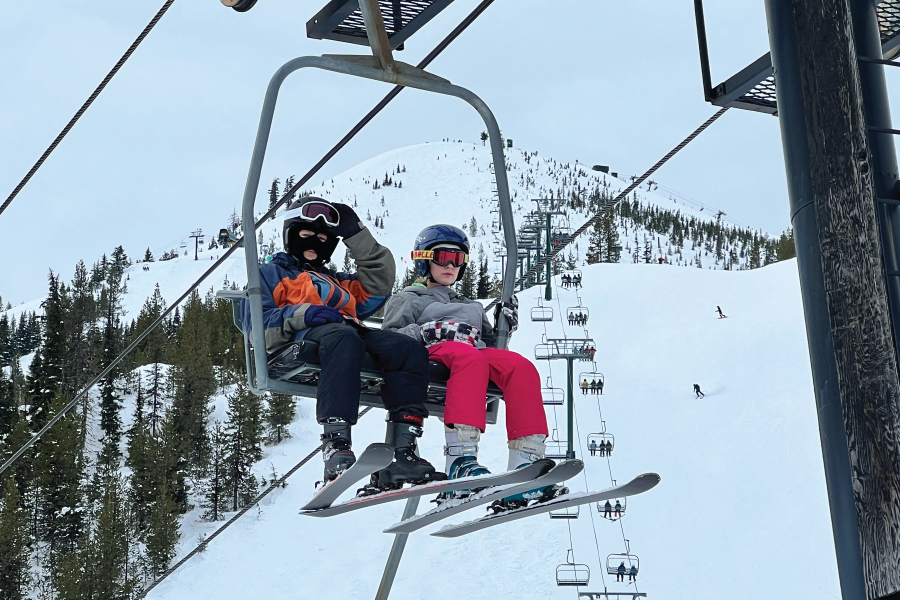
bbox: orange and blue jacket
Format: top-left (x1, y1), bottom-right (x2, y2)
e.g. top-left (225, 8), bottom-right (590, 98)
top-left (242, 228), bottom-right (395, 354)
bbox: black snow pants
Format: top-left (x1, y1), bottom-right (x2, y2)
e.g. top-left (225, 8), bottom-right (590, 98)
top-left (303, 322), bottom-right (430, 424)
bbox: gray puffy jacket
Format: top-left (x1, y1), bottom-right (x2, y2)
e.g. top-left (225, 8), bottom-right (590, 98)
top-left (382, 284), bottom-right (496, 348)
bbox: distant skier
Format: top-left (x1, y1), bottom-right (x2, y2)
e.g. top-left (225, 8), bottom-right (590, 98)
top-left (628, 565), bottom-right (638, 582)
top-left (568, 312), bottom-right (575, 326)
top-left (589, 439), bottom-right (598, 456)
top-left (616, 562), bottom-right (626, 582)
top-left (614, 499), bottom-right (622, 517)
top-left (694, 383), bottom-right (705, 398)
top-left (716, 305), bottom-right (727, 319)
top-left (598, 378), bottom-right (604, 395)
top-left (603, 500), bottom-right (612, 518)
top-left (581, 379), bottom-right (589, 395)
top-left (605, 440), bottom-right (613, 456)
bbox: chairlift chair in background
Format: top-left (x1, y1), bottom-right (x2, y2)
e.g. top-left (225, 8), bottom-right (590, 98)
top-left (541, 376), bottom-right (564, 405)
top-left (546, 428), bottom-right (569, 459)
top-left (567, 305), bottom-right (590, 326)
top-left (531, 304), bottom-right (553, 322)
top-left (561, 268), bottom-right (583, 288)
top-left (607, 541), bottom-right (640, 581)
top-left (587, 432), bottom-right (614, 457)
top-left (549, 504), bottom-right (580, 519)
top-left (597, 496), bottom-right (627, 521)
top-left (578, 370), bottom-right (604, 395)
top-left (557, 549), bottom-right (591, 587)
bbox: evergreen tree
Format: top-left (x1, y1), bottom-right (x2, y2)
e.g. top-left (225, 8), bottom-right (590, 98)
top-left (52, 549), bottom-right (84, 600)
top-left (35, 390), bottom-right (84, 558)
top-left (342, 252), bottom-right (356, 275)
top-left (144, 482), bottom-right (180, 578)
top-left (0, 370), bottom-right (16, 440)
top-left (199, 422), bottom-right (229, 522)
top-left (27, 273), bottom-right (67, 430)
top-left (267, 178), bottom-right (281, 214)
top-left (775, 229), bottom-right (796, 261)
top-left (0, 478), bottom-right (30, 600)
top-left (133, 285), bottom-right (169, 368)
top-left (169, 291), bottom-right (215, 472)
top-left (225, 380), bottom-right (263, 511)
top-left (476, 254), bottom-right (492, 300)
top-left (586, 219), bottom-right (603, 265)
top-left (265, 393), bottom-right (295, 444)
top-left (601, 214), bottom-right (621, 263)
top-left (456, 260), bottom-right (476, 299)
top-left (83, 478), bottom-right (132, 600)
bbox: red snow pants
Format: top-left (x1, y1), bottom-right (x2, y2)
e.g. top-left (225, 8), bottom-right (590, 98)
top-left (428, 342), bottom-right (548, 440)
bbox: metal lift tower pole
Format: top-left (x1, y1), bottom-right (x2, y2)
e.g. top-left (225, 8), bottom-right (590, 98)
top-left (764, 0), bottom-right (900, 597)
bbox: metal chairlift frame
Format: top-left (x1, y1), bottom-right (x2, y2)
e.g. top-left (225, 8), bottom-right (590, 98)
top-left (587, 432), bottom-right (615, 456)
top-left (596, 495), bottom-right (626, 520)
top-left (546, 428), bottom-right (569, 459)
top-left (578, 370), bottom-right (604, 395)
top-left (557, 549), bottom-right (591, 587)
top-left (531, 305), bottom-right (554, 322)
top-left (567, 305), bottom-right (590, 325)
top-left (606, 541), bottom-right (640, 580)
top-left (219, 4), bottom-right (519, 598)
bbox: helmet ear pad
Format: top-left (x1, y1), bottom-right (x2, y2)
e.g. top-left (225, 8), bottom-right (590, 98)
top-left (286, 225), bottom-right (339, 266)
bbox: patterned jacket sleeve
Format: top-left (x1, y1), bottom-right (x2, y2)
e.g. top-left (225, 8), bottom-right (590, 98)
top-left (241, 263), bottom-right (311, 355)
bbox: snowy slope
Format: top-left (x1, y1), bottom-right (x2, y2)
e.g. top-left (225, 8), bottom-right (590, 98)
top-left (4, 141), bottom-right (745, 323)
top-left (144, 259), bottom-right (838, 600)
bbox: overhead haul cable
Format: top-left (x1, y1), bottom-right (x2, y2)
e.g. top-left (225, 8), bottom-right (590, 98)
top-left (0, 0), bottom-right (498, 479)
top-left (485, 107), bottom-right (731, 311)
top-left (0, 0), bottom-right (177, 218)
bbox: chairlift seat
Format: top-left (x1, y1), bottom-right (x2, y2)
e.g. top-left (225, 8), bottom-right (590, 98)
top-left (218, 290), bottom-right (500, 423)
top-left (556, 563), bottom-right (590, 587)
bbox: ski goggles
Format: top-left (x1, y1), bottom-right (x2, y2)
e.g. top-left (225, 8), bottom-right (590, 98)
top-left (284, 200), bottom-right (340, 227)
top-left (412, 249), bottom-right (469, 267)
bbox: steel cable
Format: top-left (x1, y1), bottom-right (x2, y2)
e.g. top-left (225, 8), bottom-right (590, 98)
top-left (1, 0), bottom-right (178, 218)
top-left (135, 406), bottom-right (373, 598)
top-left (484, 107), bottom-right (730, 312)
top-left (0, 0), bottom-right (497, 479)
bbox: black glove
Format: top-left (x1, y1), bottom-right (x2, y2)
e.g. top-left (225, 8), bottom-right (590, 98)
top-left (304, 305), bottom-right (344, 327)
top-left (494, 296), bottom-right (519, 334)
top-left (331, 203), bottom-right (364, 239)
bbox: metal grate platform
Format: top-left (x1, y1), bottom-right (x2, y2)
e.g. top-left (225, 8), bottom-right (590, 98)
top-left (307, 0), bottom-right (456, 49)
top-left (704, 1), bottom-right (900, 115)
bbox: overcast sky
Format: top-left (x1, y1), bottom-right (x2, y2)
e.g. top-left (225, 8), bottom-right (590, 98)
top-left (3, 0), bottom-right (898, 305)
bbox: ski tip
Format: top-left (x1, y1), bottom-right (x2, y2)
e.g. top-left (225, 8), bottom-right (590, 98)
top-left (364, 442), bottom-right (395, 455)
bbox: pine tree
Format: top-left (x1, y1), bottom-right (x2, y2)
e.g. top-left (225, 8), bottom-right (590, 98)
top-left (0, 370), bottom-right (16, 440)
top-left (200, 421), bottom-right (229, 522)
top-left (145, 482), bottom-right (180, 577)
top-left (169, 291), bottom-right (215, 472)
top-left (267, 178), bottom-right (281, 213)
top-left (456, 261), bottom-right (476, 299)
top-left (0, 478), bottom-right (30, 600)
top-left (143, 248), bottom-right (154, 263)
top-left (602, 214), bottom-right (621, 263)
top-left (225, 380), bottom-right (263, 511)
top-left (265, 393), bottom-right (295, 444)
top-left (586, 219), bottom-right (603, 265)
top-left (342, 252), bottom-right (356, 275)
top-left (36, 390), bottom-right (84, 558)
top-left (476, 254), bottom-right (491, 300)
top-left (83, 478), bottom-right (131, 600)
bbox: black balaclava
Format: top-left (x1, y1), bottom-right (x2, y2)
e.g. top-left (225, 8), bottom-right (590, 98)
top-left (287, 221), bottom-right (339, 269)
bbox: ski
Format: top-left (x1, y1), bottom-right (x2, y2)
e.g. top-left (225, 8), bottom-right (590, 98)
top-left (299, 443), bottom-right (395, 511)
top-left (301, 458), bottom-right (556, 518)
top-left (383, 459), bottom-right (584, 534)
top-left (431, 473), bottom-right (661, 538)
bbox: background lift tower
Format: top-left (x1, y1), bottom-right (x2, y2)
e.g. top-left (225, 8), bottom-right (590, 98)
top-left (695, 1), bottom-right (900, 597)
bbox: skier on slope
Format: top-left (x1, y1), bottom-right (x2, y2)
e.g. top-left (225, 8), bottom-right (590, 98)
top-left (383, 224), bottom-right (556, 507)
top-left (716, 305), bottom-right (727, 319)
top-left (694, 383), bottom-right (705, 398)
top-left (244, 197), bottom-right (444, 487)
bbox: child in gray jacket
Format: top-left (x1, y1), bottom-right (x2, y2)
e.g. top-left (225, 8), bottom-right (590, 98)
top-left (383, 225), bottom-right (550, 495)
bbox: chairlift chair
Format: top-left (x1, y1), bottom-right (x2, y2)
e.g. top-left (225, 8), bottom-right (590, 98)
top-left (557, 550), bottom-right (590, 587)
top-left (607, 549), bottom-right (640, 581)
top-left (566, 306), bottom-right (590, 326)
top-left (549, 505), bottom-right (580, 519)
top-left (546, 428), bottom-right (568, 459)
top-left (587, 433), bottom-right (614, 457)
top-left (216, 0), bottom-right (519, 426)
top-left (577, 370), bottom-right (604, 395)
top-left (561, 268), bottom-right (583, 288)
top-left (541, 386), bottom-right (564, 406)
top-left (531, 306), bottom-right (553, 322)
top-left (179, 241), bottom-right (187, 248)
top-left (596, 496), bottom-right (626, 521)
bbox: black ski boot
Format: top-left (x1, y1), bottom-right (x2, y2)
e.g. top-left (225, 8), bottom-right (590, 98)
top-left (370, 416), bottom-right (446, 490)
top-left (321, 418), bottom-right (356, 483)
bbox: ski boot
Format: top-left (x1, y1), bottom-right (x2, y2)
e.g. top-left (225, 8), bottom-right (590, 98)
top-left (436, 424), bottom-right (491, 503)
top-left (488, 434), bottom-right (565, 514)
top-left (368, 415), bottom-right (446, 491)
top-left (320, 418), bottom-right (356, 483)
